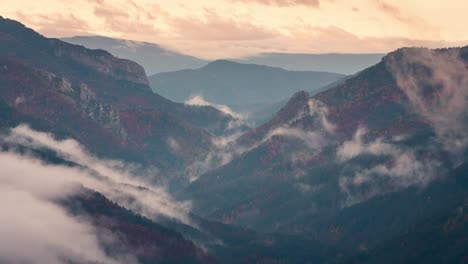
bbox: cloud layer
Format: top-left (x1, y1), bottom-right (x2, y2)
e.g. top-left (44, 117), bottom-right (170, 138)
top-left (231, 0), bottom-right (321, 7)
top-left (336, 47), bottom-right (468, 206)
top-left (385, 48), bottom-right (468, 161)
top-left (3, 0), bottom-right (468, 59)
top-left (0, 124), bottom-right (195, 263)
top-left (0, 185), bottom-right (122, 264)
top-left (337, 127), bottom-right (441, 206)
top-left (185, 95), bottom-right (247, 120)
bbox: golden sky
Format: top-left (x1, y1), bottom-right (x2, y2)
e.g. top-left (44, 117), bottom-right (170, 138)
top-left (1, 0), bottom-right (467, 58)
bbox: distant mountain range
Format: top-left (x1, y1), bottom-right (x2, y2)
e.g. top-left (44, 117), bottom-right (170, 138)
top-left (237, 53), bottom-right (385, 75)
top-left (63, 36), bottom-right (381, 124)
top-left (62, 36), bottom-right (207, 75)
top-left (62, 36), bottom-right (385, 76)
top-left (149, 60), bottom-right (345, 122)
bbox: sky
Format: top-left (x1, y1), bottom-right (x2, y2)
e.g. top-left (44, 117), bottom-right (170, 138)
top-left (1, 0), bottom-right (468, 59)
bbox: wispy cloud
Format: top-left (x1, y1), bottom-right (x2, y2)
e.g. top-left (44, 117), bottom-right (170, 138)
top-left (0, 124), bottom-right (203, 262)
top-left (385, 47), bottom-right (468, 162)
top-left (168, 9), bottom-right (275, 41)
top-left (15, 11), bottom-right (91, 37)
top-left (337, 127), bottom-right (441, 207)
top-left (336, 47), bottom-right (468, 206)
top-left (266, 98), bottom-right (336, 152)
top-left (185, 95), bottom-right (247, 120)
top-left (230, 0), bottom-right (322, 7)
top-left (5, 1), bottom-right (467, 59)
top-left (3, 124), bottom-right (192, 224)
top-left (0, 185), bottom-right (130, 264)
top-left (336, 127), bottom-right (399, 161)
top-left (371, 0), bottom-right (426, 28)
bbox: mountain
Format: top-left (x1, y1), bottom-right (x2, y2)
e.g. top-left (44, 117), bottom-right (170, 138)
top-left (3, 16), bottom-right (468, 263)
top-left (348, 162), bottom-right (468, 264)
top-left (0, 126), bottom-right (343, 263)
top-left (0, 17), bottom-right (237, 182)
top-left (62, 36), bottom-right (208, 75)
top-left (237, 53), bottom-right (385, 75)
top-left (62, 190), bottom-right (215, 264)
top-left (61, 37), bottom-right (383, 76)
top-left (149, 59), bottom-right (345, 107)
top-left (181, 46), bottom-right (468, 255)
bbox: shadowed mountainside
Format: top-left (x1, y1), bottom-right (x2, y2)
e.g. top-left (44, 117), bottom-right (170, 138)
top-left (0, 16), bottom-right (239, 181)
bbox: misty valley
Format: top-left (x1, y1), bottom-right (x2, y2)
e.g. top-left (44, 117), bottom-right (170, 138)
top-left (0, 11), bottom-right (467, 264)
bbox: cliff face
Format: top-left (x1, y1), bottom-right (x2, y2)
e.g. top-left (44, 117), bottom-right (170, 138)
top-left (0, 17), bottom-right (149, 87)
top-left (50, 39), bottom-right (149, 86)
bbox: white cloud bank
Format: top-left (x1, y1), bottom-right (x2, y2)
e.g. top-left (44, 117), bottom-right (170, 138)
top-left (0, 186), bottom-right (121, 264)
top-left (0, 124), bottom-right (196, 263)
top-left (4, 124), bottom-right (192, 223)
top-left (0, 152), bottom-right (133, 264)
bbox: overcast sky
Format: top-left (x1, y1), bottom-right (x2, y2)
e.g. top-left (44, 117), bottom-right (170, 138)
top-left (2, 0), bottom-right (467, 58)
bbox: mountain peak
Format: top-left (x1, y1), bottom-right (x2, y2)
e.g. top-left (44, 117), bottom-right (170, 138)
top-left (203, 59), bottom-right (241, 68)
top-left (201, 59), bottom-right (288, 72)
top-left (62, 35), bottom-right (207, 75)
top-left (0, 17), bottom-right (149, 86)
top-left (0, 16), bottom-right (44, 42)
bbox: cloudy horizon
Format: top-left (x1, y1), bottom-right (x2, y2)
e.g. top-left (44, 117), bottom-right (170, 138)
top-left (2, 0), bottom-right (468, 59)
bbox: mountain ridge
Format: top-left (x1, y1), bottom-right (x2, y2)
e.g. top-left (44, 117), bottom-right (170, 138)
top-left (62, 35), bottom-right (208, 75)
top-left (0, 16), bottom-right (237, 181)
top-left (148, 59), bottom-right (345, 108)
top-left (181, 45), bottom-right (468, 254)
top-left (237, 52), bottom-right (385, 74)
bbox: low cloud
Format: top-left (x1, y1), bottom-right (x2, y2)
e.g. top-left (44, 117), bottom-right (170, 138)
top-left (183, 96), bottom-right (253, 182)
top-left (0, 186), bottom-right (126, 264)
top-left (0, 124), bottom-right (199, 262)
top-left (337, 126), bottom-right (399, 161)
top-left (337, 128), bottom-right (441, 207)
top-left (267, 98), bottom-right (335, 151)
top-left (184, 130), bottom-right (251, 182)
top-left (385, 47), bottom-right (468, 162)
top-left (167, 137), bottom-right (181, 153)
top-left (186, 97), bottom-right (336, 180)
top-left (337, 48), bottom-right (468, 206)
top-left (3, 124), bottom-right (192, 224)
top-left (339, 151), bottom-right (440, 207)
top-left (185, 95), bottom-right (248, 120)
top-left (268, 127), bottom-right (326, 150)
